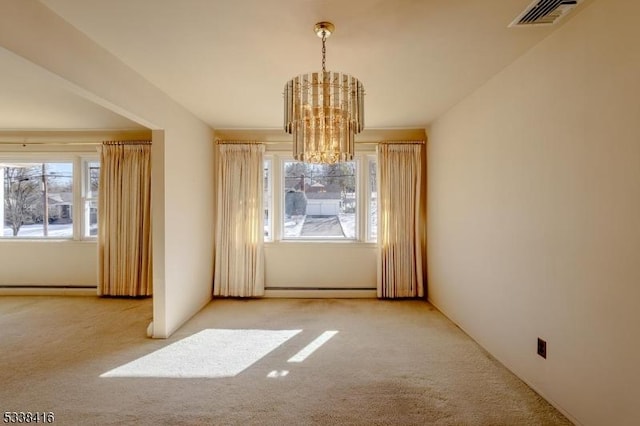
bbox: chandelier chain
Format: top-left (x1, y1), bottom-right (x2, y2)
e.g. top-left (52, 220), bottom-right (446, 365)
top-left (321, 33), bottom-right (326, 72)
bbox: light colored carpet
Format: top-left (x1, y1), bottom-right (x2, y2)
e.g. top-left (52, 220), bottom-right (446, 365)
top-left (0, 297), bottom-right (571, 425)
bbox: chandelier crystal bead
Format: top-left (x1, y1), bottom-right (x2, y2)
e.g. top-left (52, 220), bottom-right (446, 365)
top-left (283, 22), bottom-right (365, 164)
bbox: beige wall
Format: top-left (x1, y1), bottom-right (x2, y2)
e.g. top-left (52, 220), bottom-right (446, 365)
top-left (0, 1), bottom-right (215, 338)
top-left (261, 146), bottom-right (378, 292)
top-left (427, 0), bottom-right (640, 424)
top-left (159, 127), bottom-right (215, 338)
top-left (0, 133), bottom-right (149, 289)
top-left (0, 241), bottom-right (96, 286)
top-left (265, 243), bottom-right (377, 289)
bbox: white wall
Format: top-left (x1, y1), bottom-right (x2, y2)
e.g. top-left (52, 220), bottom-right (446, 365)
top-left (427, 0), bottom-right (640, 424)
top-left (0, 133), bottom-right (149, 289)
top-left (213, 130), bottom-right (426, 296)
top-left (0, 1), bottom-right (215, 338)
top-left (160, 127), bottom-right (215, 337)
top-left (262, 147), bottom-right (378, 292)
top-left (265, 243), bottom-right (377, 289)
top-left (0, 241), bottom-right (96, 286)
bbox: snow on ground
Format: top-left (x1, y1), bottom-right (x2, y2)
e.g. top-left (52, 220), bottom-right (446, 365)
top-left (283, 199), bottom-right (377, 240)
top-left (283, 213), bottom-right (357, 239)
top-left (3, 210), bottom-right (374, 240)
top-left (2, 223), bottom-right (73, 238)
top-left (284, 215), bottom-right (306, 238)
top-left (337, 213), bottom-right (355, 239)
top-left (370, 200), bottom-right (377, 240)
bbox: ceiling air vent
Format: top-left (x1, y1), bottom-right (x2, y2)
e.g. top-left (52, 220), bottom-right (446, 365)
top-left (509, 0), bottom-right (581, 27)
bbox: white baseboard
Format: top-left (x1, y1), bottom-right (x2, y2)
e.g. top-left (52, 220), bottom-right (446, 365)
top-left (264, 288), bottom-right (377, 298)
top-left (0, 287), bottom-right (96, 296)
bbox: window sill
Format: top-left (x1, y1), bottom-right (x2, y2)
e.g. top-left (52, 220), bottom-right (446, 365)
top-left (0, 238), bottom-right (97, 244)
top-left (265, 240), bottom-right (377, 248)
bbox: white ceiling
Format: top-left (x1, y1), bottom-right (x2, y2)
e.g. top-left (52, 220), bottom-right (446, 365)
top-left (3, 0), bottom-right (593, 131)
top-left (0, 47), bottom-right (143, 130)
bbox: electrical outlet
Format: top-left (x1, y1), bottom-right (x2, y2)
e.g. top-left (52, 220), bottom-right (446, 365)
top-left (537, 338), bottom-right (547, 359)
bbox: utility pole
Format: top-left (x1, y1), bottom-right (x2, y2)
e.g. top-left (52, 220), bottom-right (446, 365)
top-left (42, 163), bottom-right (48, 237)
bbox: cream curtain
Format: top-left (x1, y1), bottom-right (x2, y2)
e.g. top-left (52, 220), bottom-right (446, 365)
top-left (214, 143), bottom-right (265, 297)
top-left (377, 143), bottom-right (424, 298)
top-left (98, 142), bottom-right (152, 297)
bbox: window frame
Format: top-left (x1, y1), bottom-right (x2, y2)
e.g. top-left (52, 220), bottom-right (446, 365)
top-left (264, 151), bottom-right (376, 243)
top-left (0, 152), bottom-right (99, 241)
top-left (366, 154), bottom-right (378, 243)
top-left (263, 156), bottom-right (273, 242)
top-left (281, 157), bottom-right (359, 241)
top-left (81, 158), bottom-right (100, 240)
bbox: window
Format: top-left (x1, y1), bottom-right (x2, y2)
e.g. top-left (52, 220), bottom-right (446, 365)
top-left (283, 161), bottom-right (357, 239)
top-left (368, 157), bottom-right (377, 242)
top-left (2, 162), bottom-right (73, 238)
top-left (1, 156), bottom-right (98, 240)
top-left (263, 158), bottom-right (272, 241)
top-left (261, 152), bottom-right (377, 243)
top-left (83, 161), bottom-right (100, 238)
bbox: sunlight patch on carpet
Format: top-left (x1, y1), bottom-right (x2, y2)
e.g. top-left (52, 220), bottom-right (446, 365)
top-left (288, 330), bottom-right (339, 363)
top-left (267, 370), bottom-right (289, 378)
top-left (100, 329), bottom-right (301, 378)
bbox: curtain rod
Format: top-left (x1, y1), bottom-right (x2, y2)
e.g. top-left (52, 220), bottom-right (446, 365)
top-left (1, 140), bottom-right (151, 146)
top-left (102, 140), bottom-right (151, 145)
top-left (373, 140), bottom-right (425, 145)
top-left (215, 140), bottom-right (424, 145)
top-left (216, 140), bottom-right (262, 145)
top-left (0, 141), bottom-right (101, 146)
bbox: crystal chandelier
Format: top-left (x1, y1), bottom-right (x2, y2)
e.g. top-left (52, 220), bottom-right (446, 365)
top-left (284, 22), bottom-right (365, 164)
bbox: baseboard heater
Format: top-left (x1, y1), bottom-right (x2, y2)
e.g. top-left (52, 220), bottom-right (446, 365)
top-left (0, 285), bottom-right (97, 296)
top-left (0, 285), bottom-right (96, 289)
top-left (264, 287), bottom-right (377, 298)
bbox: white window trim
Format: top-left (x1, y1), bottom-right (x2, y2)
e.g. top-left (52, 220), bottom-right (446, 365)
top-left (264, 150), bottom-right (377, 244)
top-left (365, 154), bottom-right (378, 243)
top-left (81, 158), bottom-right (99, 240)
top-left (0, 152), bottom-right (98, 241)
top-left (263, 156), bottom-right (273, 242)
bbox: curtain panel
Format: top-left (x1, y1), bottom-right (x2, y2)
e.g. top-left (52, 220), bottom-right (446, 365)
top-left (377, 143), bottom-right (424, 298)
top-left (98, 141), bottom-right (152, 297)
top-left (214, 143), bottom-right (265, 297)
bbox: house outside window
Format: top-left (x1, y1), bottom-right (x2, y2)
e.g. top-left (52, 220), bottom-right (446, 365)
top-left (0, 156), bottom-right (98, 240)
top-left (283, 161), bottom-right (357, 240)
top-left (261, 152), bottom-right (376, 243)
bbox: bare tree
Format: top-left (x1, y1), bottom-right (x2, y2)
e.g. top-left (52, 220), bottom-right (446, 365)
top-left (88, 163), bottom-right (100, 195)
top-left (3, 166), bottom-right (41, 236)
top-left (325, 162), bottom-right (356, 192)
